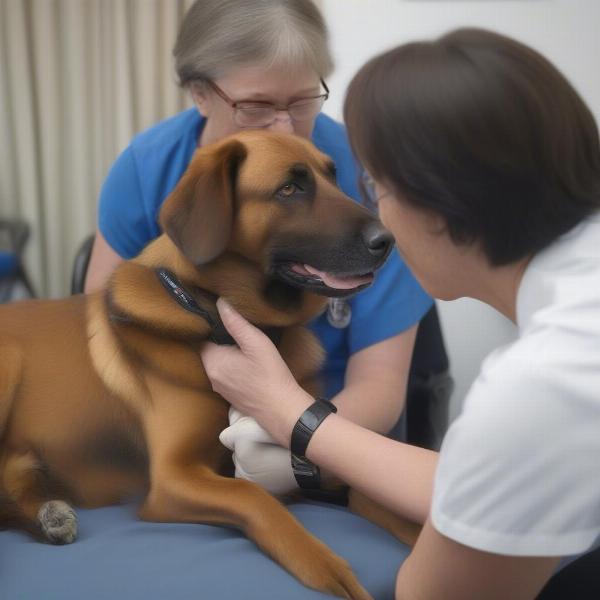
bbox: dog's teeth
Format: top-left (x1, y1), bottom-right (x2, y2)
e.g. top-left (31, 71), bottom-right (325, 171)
top-left (290, 264), bottom-right (322, 280)
top-left (302, 264), bottom-right (323, 281)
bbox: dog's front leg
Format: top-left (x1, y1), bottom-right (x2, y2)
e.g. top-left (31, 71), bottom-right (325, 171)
top-left (139, 384), bottom-right (372, 600)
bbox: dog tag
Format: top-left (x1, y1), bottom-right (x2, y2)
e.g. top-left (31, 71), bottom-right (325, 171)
top-left (326, 298), bottom-right (351, 329)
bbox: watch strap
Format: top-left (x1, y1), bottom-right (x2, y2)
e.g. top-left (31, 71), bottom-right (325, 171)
top-left (290, 399), bottom-right (337, 458)
top-left (291, 454), bottom-right (321, 489)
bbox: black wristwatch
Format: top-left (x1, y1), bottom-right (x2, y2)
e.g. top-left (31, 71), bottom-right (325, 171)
top-left (290, 399), bottom-right (337, 458)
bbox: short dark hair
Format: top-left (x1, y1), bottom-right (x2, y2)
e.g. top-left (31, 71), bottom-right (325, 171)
top-left (344, 28), bottom-right (600, 265)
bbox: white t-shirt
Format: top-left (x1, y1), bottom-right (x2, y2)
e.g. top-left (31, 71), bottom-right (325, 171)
top-left (431, 213), bottom-right (600, 557)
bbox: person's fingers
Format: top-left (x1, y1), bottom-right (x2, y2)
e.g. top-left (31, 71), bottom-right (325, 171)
top-left (231, 453), bottom-right (248, 480)
top-left (218, 425), bottom-right (235, 450)
top-left (216, 297), bottom-right (272, 354)
top-left (199, 338), bottom-right (244, 386)
top-left (223, 414), bottom-right (278, 444)
top-left (235, 418), bottom-right (279, 443)
top-left (228, 407), bottom-right (244, 425)
top-left (198, 339), bottom-right (227, 367)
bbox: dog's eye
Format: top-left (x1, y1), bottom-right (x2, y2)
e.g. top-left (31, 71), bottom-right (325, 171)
top-left (277, 183), bottom-right (300, 198)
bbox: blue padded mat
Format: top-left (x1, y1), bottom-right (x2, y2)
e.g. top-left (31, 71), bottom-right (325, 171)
top-left (0, 500), bottom-right (409, 599)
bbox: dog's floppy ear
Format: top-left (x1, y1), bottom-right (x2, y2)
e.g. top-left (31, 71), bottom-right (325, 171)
top-left (159, 138), bottom-right (247, 265)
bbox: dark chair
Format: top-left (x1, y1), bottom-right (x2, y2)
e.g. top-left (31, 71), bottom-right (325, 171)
top-left (0, 219), bottom-right (36, 302)
top-left (386, 303), bottom-right (452, 450)
top-left (405, 304), bottom-right (452, 450)
top-left (536, 546), bottom-right (600, 599)
top-left (70, 234), bottom-right (95, 295)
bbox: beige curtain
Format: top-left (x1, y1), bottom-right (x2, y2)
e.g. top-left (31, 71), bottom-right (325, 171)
top-left (0, 0), bottom-right (194, 297)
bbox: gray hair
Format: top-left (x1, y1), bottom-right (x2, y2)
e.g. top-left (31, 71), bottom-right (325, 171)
top-left (173, 0), bottom-right (334, 86)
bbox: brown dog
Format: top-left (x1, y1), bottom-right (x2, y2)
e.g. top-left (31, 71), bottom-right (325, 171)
top-left (0, 131), bottom-right (416, 599)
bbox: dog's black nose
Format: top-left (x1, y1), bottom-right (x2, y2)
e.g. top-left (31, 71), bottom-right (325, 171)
top-left (362, 221), bottom-right (394, 257)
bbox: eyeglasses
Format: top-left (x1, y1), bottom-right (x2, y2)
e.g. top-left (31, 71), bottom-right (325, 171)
top-left (360, 171), bottom-right (379, 213)
top-left (201, 78), bottom-right (330, 128)
top-left (360, 171), bottom-right (391, 213)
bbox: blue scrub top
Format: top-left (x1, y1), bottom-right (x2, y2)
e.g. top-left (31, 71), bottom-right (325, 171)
top-left (98, 109), bottom-right (433, 398)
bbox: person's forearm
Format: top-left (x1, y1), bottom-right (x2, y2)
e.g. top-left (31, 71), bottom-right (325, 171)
top-left (332, 328), bottom-right (416, 435)
top-left (260, 385), bottom-right (434, 523)
top-left (320, 381), bottom-right (405, 485)
top-left (306, 413), bottom-right (437, 524)
top-left (331, 381), bottom-right (404, 435)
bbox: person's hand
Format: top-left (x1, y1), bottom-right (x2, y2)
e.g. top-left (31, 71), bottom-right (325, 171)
top-left (199, 298), bottom-right (314, 447)
top-left (219, 408), bottom-right (298, 495)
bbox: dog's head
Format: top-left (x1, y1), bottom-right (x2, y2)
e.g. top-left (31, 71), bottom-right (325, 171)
top-left (159, 131), bottom-right (393, 312)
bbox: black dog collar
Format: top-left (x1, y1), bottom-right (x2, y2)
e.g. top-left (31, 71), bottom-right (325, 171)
top-left (156, 268), bottom-right (282, 347)
top-left (156, 268), bottom-right (236, 345)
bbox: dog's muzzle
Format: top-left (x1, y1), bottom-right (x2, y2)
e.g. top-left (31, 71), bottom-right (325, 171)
top-left (272, 221), bottom-right (394, 298)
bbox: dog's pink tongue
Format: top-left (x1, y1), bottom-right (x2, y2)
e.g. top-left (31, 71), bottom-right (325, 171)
top-left (303, 264), bottom-right (373, 290)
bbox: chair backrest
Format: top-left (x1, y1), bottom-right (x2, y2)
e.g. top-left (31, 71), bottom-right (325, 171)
top-left (0, 219), bottom-right (29, 255)
top-left (536, 545), bottom-right (600, 599)
top-left (70, 234), bottom-right (95, 295)
top-left (0, 220), bottom-right (36, 301)
top-left (388, 303), bottom-right (453, 450)
top-left (410, 304), bottom-right (449, 377)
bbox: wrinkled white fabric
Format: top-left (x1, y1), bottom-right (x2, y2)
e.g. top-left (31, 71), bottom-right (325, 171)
top-left (433, 214), bottom-right (600, 557)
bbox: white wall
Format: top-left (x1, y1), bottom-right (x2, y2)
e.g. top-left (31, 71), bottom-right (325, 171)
top-left (319, 0), bottom-right (600, 419)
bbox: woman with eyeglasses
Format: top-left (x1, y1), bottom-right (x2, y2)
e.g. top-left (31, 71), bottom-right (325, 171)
top-left (200, 28), bottom-right (600, 600)
top-left (85, 0), bottom-right (432, 493)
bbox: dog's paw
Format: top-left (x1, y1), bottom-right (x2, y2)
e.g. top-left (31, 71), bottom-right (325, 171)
top-left (284, 533), bottom-right (373, 600)
top-left (306, 550), bottom-right (373, 600)
top-left (37, 500), bottom-right (78, 544)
